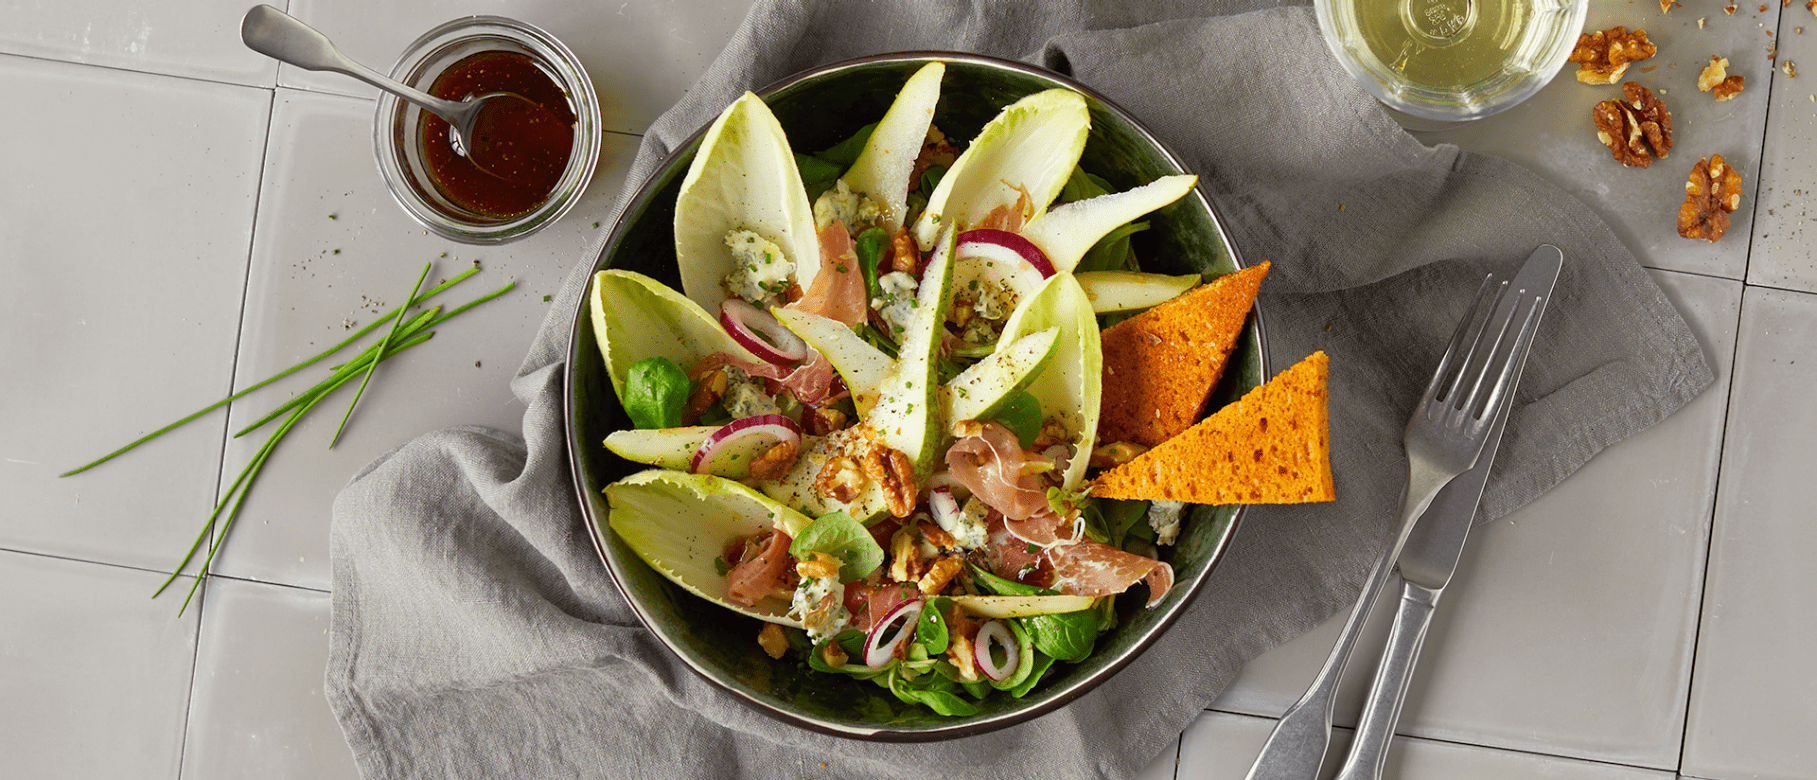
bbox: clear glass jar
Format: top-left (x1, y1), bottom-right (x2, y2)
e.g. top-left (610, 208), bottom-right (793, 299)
top-left (375, 16), bottom-right (600, 244)
top-left (1315, 0), bottom-right (1587, 122)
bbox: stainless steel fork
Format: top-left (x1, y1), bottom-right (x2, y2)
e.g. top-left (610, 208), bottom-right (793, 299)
top-left (1242, 258), bottom-right (1554, 780)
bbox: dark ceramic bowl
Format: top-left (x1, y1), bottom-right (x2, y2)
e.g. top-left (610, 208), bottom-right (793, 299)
top-left (563, 52), bottom-right (1267, 740)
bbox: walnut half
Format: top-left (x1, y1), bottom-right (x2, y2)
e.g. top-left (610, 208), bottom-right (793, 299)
top-left (1570, 26), bottom-right (1657, 84)
top-left (1593, 83), bottom-right (1673, 168)
top-left (1678, 154), bottom-right (1745, 242)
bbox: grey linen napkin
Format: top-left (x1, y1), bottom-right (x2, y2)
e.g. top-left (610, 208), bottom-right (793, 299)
top-left (326, 2), bottom-right (1713, 778)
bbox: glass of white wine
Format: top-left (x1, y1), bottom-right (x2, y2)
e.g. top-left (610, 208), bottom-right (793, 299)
top-left (1315, 0), bottom-right (1587, 122)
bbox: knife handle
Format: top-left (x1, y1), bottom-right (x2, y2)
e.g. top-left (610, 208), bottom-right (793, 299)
top-left (1332, 578), bottom-right (1441, 780)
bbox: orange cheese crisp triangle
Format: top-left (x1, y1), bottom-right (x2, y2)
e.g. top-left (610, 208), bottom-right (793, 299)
top-left (1097, 262), bottom-right (1269, 447)
top-left (1092, 350), bottom-right (1333, 505)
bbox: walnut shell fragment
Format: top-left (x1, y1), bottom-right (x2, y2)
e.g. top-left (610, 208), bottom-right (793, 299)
top-left (1699, 56), bottom-right (1748, 100)
top-left (1593, 82), bottom-right (1673, 168)
top-left (1678, 154), bottom-right (1745, 242)
top-left (1570, 26), bottom-right (1658, 84)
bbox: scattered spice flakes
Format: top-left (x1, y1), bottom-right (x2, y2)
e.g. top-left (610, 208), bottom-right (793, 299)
top-left (1724, 4), bottom-right (1737, 14)
top-left (1661, 0), bottom-right (1673, 10)
top-left (1787, 60), bottom-right (1800, 77)
top-left (541, 294), bottom-right (552, 302)
top-left (475, 361), bottom-right (482, 368)
top-left (1699, 17), bottom-right (1708, 28)
top-left (1642, 65), bottom-right (1659, 73)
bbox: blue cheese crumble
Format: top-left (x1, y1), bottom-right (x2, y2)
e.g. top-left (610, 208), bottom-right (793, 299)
top-left (723, 229), bottom-right (793, 307)
top-left (721, 366), bottom-right (779, 419)
top-left (788, 575), bottom-right (851, 642)
top-left (813, 179), bottom-right (884, 231)
top-left (1147, 500), bottom-right (1186, 546)
top-left (935, 496), bottom-right (991, 551)
top-left (871, 271), bottom-right (920, 336)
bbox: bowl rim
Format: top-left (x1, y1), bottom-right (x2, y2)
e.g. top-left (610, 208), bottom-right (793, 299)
top-left (562, 50), bottom-right (1270, 741)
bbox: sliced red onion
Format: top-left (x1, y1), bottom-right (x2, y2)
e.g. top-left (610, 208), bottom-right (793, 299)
top-left (690, 413), bottom-right (801, 477)
top-left (928, 488), bottom-right (962, 533)
top-left (957, 229), bottom-right (1056, 279)
top-left (863, 597), bottom-right (925, 668)
top-left (720, 298), bottom-right (807, 365)
top-left (974, 619), bottom-right (1019, 682)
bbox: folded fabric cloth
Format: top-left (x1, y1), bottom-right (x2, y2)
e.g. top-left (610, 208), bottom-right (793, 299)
top-left (326, 2), bottom-right (1712, 778)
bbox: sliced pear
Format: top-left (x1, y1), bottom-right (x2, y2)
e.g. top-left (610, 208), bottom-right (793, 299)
top-left (604, 426), bottom-right (718, 471)
top-left (1020, 174), bottom-right (1198, 274)
top-left (606, 469), bottom-right (812, 626)
top-left (590, 270), bottom-right (759, 399)
top-left (754, 428), bottom-right (892, 521)
top-left (840, 62), bottom-right (944, 234)
top-left (910, 89), bottom-right (1090, 250)
top-left (773, 308), bottom-right (892, 415)
top-left (868, 226), bottom-right (958, 472)
top-left (997, 274), bottom-right (1102, 490)
top-left (1075, 271), bottom-right (1200, 313)
top-left (950, 594), bottom-right (1096, 618)
top-left (943, 326), bottom-right (1060, 427)
top-left (674, 92), bottom-right (820, 311)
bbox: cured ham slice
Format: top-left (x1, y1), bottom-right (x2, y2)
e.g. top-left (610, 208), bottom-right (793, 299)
top-left (688, 348), bottom-right (842, 405)
top-left (945, 422), bottom-right (1050, 521)
top-left (792, 224), bottom-right (868, 326)
top-left (725, 530), bottom-right (793, 607)
top-left (1046, 539), bottom-right (1174, 608)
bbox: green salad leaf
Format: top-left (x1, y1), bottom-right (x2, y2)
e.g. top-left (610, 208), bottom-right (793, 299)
top-left (990, 390), bottom-right (1043, 449)
top-left (623, 357), bottom-right (691, 429)
top-left (917, 596), bottom-right (950, 656)
top-left (889, 666), bottom-right (980, 716)
top-left (788, 511), bottom-right (884, 583)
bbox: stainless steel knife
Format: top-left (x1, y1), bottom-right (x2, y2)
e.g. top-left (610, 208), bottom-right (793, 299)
top-left (1332, 246), bottom-right (1561, 780)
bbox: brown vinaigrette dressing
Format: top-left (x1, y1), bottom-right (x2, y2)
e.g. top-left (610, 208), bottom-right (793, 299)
top-left (421, 50), bottom-right (577, 218)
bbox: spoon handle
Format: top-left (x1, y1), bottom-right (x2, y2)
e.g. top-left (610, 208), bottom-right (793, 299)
top-left (240, 5), bottom-right (458, 116)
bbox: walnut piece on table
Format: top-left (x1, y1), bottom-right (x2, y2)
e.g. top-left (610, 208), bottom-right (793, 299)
top-left (1698, 56), bottom-right (1748, 100)
top-left (1570, 27), bottom-right (1657, 84)
top-left (1678, 155), bottom-right (1745, 243)
top-left (1593, 82), bottom-right (1673, 168)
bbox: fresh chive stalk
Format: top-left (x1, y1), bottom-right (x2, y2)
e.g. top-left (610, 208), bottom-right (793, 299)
top-left (330, 261), bottom-right (433, 448)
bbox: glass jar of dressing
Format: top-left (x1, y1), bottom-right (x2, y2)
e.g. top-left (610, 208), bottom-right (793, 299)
top-left (375, 16), bottom-right (601, 244)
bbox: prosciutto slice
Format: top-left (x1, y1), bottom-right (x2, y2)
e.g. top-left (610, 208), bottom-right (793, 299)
top-left (945, 422), bottom-right (1050, 522)
top-left (725, 530), bottom-right (793, 607)
top-left (791, 224), bottom-right (867, 326)
top-left (688, 348), bottom-right (841, 405)
top-left (1045, 539), bottom-right (1174, 608)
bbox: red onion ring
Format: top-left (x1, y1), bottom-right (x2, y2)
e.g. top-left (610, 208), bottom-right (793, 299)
top-left (690, 414), bottom-right (802, 477)
top-left (863, 596), bottom-right (925, 668)
top-left (974, 619), bottom-right (1019, 682)
top-left (957, 228), bottom-right (1056, 278)
top-left (720, 298), bottom-right (808, 365)
top-left (928, 487), bottom-right (962, 532)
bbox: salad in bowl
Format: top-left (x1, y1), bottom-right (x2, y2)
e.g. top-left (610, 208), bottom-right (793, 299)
top-left (564, 53), bottom-right (1270, 739)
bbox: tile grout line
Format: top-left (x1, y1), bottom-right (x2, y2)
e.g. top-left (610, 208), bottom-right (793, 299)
top-left (172, 80), bottom-right (281, 780)
top-left (1669, 281), bottom-right (1753, 778)
top-left (1736, 1), bottom-right (1788, 286)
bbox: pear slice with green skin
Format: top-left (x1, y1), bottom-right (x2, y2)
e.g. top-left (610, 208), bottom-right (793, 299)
top-left (590, 270), bottom-right (760, 399)
top-left (839, 62), bottom-right (944, 235)
top-left (950, 594), bottom-right (1096, 619)
top-left (1075, 271), bottom-right (1200, 314)
top-left (753, 427), bottom-right (892, 521)
top-left (772, 308), bottom-right (892, 415)
top-left (910, 89), bottom-right (1090, 251)
top-left (997, 273), bottom-right (1102, 490)
top-left (606, 469), bottom-right (812, 626)
top-left (604, 426), bottom-right (719, 471)
top-left (869, 226), bottom-right (958, 473)
top-left (674, 92), bottom-right (820, 312)
top-left (942, 326), bottom-right (1060, 428)
top-left (1019, 174), bottom-right (1198, 274)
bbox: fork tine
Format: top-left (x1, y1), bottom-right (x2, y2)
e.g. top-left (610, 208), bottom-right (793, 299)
top-left (1455, 283), bottom-right (1523, 422)
top-left (1424, 275), bottom-right (1499, 407)
top-left (1472, 295), bottom-right (1544, 431)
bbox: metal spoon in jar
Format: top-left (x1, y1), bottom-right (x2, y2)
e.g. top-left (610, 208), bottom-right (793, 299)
top-left (240, 4), bottom-right (570, 186)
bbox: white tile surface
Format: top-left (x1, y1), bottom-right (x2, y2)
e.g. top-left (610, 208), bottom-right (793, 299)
top-left (182, 577), bottom-right (359, 780)
top-left (0, 0), bottom-right (277, 86)
top-left (1176, 710), bottom-right (1674, 780)
top-left (1213, 269), bottom-right (1741, 769)
top-left (208, 87), bottom-right (640, 590)
top-left (0, 55), bottom-right (269, 573)
top-left (1135, 736), bottom-right (1182, 780)
top-left (0, 550), bottom-right (199, 780)
top-left (1408, 3), bottom-right (1777, 280)
top-left (1681, 285), bottom-right (1817, 780)
top-left (278, 0), bottom-right (756, 135)
top-left (1745, 2), bottom-right (1817, 293)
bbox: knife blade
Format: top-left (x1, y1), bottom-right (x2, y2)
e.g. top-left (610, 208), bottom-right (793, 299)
top-left (1332, 244), bottom-right (1561, 780)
